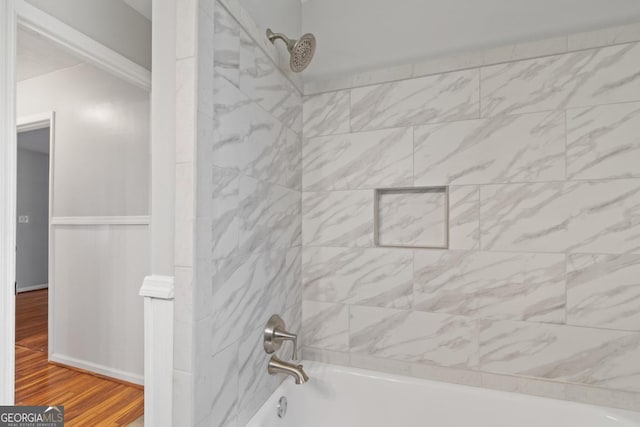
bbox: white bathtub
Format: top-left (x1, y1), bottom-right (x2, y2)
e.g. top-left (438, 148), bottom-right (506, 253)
top-left (247, 362), bottom-right (640, 427)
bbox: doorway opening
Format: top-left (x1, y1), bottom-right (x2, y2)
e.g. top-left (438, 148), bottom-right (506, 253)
top-left (15, 119), bottom-right (51, 371)
top-left (9, 22), bottom-right (147, 426)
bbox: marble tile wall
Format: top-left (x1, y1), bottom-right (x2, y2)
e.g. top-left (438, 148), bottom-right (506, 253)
top-left (301, 36), bottom-right (640, 411)
top-left (193, 1), bottom-right (302, 426)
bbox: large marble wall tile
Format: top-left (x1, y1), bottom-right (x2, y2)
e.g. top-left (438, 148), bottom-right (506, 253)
top-left (449, 186), bottom-right (480, 250)
top-left (480, 180), bottom-right (640, 254)
top-left (210, 249), bottom-right (295, 351)
top-left (239, 31), bottom-right (302, 133)
top-left (302, 301), bottom-right (349, 351)
top-left (567, 253), bottom-right (640, 331)
top-left (274, 247), bottom-right (303, 311)
top-left (213, 72), bottom-right (251, 146)
top-left (196, 167), bottom-right (240, 261)
top-left (194, 343), bottom-right (239, 427)
top-left (350, 69), bottom-right (479, 131)
top-left (214, 5), bottom-right (240, 87)
top-left (478, 320), bottom-right (640, 392)
top-left (213, 75), bottom-right (301, 190)
top-left (414, 112), bottom-right (565, 185)
top-left (302, 247), bottom-right (413, 309)
top-left (237, 327), bottom-right (282, 425)
top-left (481, 43), bottom-right (640, 117)
top-left (238, 176), bottom-right (301, 253)
top-left (567, 102), bottom-right (640, 180)
top-left (414, 251), bottom-right (565, 322)
top-left (303, 128), bottom-right (413, 191)
top-left (349, 306), bottom-right (477, 368)
top-left (244, 105), bottom-right (301, 190)
top-left (377, 189), bottom-right (447, 248)
top-left (302, 191), bottom-right (374, 247)
top-left (303, 91), bottom-right (350, 138)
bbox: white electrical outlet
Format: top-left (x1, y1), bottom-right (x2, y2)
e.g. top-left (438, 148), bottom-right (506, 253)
top-left (18, 215), bottom-right (29, 224)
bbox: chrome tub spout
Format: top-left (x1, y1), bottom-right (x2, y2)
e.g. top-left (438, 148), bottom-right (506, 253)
top-left (267, 355), bottom-right (309, 385)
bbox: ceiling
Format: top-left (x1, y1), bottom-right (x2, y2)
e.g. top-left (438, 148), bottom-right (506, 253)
top-left (122, 0), bottom-right (152, 21)
top-left (301, 0), bottom-right (640, 79)
top-left (17, 27), bottom-right (83, 82)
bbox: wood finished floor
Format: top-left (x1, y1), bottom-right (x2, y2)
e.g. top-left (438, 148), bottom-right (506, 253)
top-left (15, 289), bottom-right (144, 426)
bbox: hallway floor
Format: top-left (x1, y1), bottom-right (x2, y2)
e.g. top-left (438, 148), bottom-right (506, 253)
top-left (15, 289), bottom-right (144, 426)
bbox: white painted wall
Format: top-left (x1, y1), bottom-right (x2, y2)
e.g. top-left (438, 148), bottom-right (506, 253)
top-left (302, 0), bottom-right (640, 79)
top-left (18, 64), bottom-right (149, 217)
top-left (239, 0), bottom-right (301, 37)
top-left (238, 0), bottom-right (301, 59)
top-left (17, 63), bottom-right (149, 382)
top-left (25, 0), bottom-right (152, 70)
top-left (16, 134), bottom-right (49, 291)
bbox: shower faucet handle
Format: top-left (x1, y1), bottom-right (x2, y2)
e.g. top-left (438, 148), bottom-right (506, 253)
top-left (264, 314), bottom-right (298, 360)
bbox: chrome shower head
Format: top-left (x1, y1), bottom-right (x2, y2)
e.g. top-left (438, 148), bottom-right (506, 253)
top-left (266, 29), bottom-right (316, 73)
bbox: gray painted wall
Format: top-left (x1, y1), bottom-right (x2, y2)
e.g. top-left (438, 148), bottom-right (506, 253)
top-left (16, 129), bottom-right (50, 291)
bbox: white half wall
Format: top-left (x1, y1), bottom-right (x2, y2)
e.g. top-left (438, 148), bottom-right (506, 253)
top-left (52, 224), bottom-right (147, 383)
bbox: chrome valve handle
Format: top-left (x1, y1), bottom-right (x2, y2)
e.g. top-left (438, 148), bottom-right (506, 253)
top-left (264, 314), bottom-right (298, 360)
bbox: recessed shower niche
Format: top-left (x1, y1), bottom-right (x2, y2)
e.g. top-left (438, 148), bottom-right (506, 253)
top-left (374, 187), bottom-right (449, 249)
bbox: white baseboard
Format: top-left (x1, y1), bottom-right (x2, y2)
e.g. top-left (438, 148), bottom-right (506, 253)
top-left (50, 353), bottom-right (144, 385)
top-left (17, 283), bottom-right (48, 293)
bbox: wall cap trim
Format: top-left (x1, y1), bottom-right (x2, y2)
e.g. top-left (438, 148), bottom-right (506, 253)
top-left (139, 275), bottom-right (174, 300)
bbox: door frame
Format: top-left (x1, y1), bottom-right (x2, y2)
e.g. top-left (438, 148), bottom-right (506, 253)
top-left (0, 0), bottom-right (151, 404)
top-left (16, 112), bottom-right (55, 359)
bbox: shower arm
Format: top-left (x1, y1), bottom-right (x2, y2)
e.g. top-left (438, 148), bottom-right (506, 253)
top-left (266, 29), bottom-right (296, 52)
